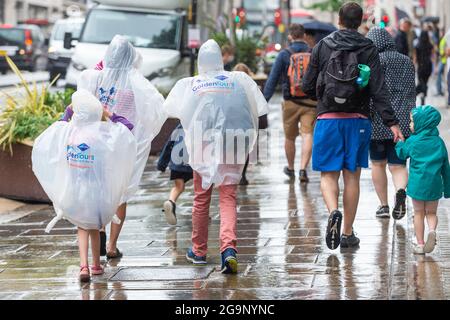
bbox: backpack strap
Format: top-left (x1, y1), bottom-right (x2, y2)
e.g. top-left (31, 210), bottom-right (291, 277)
top-left (286, 47), bottom-right (295, 56)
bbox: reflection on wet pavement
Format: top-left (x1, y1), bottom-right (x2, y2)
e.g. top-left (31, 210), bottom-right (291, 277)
top-left (1, 97), bottom-right (450, 300)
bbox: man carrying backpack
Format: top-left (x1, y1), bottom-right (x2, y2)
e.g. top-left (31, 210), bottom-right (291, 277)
top-left (264, 23), bottom-right (317, 183)
top-left (302, 2), bottom-right (404, 250)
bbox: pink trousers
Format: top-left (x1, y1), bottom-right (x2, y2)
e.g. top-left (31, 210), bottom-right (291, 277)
top-left (192, 171), bottom-right (238, 257)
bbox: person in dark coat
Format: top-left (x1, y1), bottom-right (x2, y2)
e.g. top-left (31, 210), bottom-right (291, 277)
top-left (157, 124), bottom-right (193, 226)
top-left (366, 27), bottom-right (416, 220)
top-left (395, 18), bottom-right (412, 57)
top-left (415, 30), bottom-right (434, 105)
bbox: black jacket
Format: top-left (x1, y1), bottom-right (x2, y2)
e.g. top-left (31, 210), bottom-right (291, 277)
top-left (302, 29), bottom-right (398, 127)
top-left (395, 31), bottom-right (409, 56)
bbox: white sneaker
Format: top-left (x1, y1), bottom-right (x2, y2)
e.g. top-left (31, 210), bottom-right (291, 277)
top-left (413, 244), bottom-right (425, 255)
top-left (163, 200), bottom-right (177, 225)
top-left (424, 230), bottom-right (437, 253)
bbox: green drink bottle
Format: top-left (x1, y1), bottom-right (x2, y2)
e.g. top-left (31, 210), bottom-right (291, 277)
top-left (356, 64), bottom-right (370, 89)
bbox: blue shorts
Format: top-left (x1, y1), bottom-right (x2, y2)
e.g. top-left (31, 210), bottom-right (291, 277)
top-left (312, 118), bottom-right (372, 172)
top-left (370, 140), bottom-right (406, 166)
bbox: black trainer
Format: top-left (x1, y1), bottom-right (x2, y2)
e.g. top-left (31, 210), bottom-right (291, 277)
top-left (325, 210), bottom-right (343, 250)
top-left (100, 231), bottom-right (107, 257)
top-left (341, 231), bottom-right (360, 249)
top-left (299, 170), bottom-right (309, 183)
top-left (376, 205), bottom-right (390, 219)
top-left (392, 189), bottom-right (407, 220)
top-left (283, 167), bottom-right (295, 179)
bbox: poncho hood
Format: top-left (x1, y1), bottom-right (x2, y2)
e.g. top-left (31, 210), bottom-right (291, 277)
top-left (71, 89), bottom-right (103, 123)
top-left (198, 40), bottom-right (224, 75)
top-left (104, 35), bottom-right (140, 69)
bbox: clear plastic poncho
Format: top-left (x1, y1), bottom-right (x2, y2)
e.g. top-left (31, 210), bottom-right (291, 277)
top-left (164, 40), bottom-right (268, 189)
top-left (32, 89), bottom-right (137, 231)
top-left (77, 35), bottom-right (167, 203)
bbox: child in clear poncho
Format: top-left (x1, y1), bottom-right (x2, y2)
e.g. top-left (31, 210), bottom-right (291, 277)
top-left (76, 35), bottom-right (167, 259)
top-left (32, 89), bottom-right (137, 282)
top-left (164, 40), bottom-right (269, 274)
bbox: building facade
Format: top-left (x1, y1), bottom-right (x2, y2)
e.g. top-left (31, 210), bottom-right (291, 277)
top-left (425, 0), bottom-right (450, 32)
top-left (1, 0), bottom-right (87, 26)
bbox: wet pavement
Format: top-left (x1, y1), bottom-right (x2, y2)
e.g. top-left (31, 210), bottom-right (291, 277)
top-left (0, 95), bottom-right (450, 300)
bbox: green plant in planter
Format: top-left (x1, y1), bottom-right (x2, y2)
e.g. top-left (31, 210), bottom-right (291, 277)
top-left (0, 54), bottom-right (72, 153)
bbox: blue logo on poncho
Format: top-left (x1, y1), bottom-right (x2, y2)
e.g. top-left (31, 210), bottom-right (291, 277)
top-left (77, 143), bottom-right (90, 152)
top-left (215, 75), bottom-right (228, 81)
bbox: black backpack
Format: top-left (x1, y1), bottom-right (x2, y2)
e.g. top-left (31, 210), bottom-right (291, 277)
top-left (320, 49), bottom-right (365, 110)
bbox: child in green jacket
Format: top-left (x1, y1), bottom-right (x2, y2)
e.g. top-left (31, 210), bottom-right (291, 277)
top-left (396, 105), bottom-right (450, 255)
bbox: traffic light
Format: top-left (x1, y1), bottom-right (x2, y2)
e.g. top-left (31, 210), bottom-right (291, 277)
top-left (380, 15), bottom-right (389, 28)
top-left (274, 8), bottom-right (282, 26)
top-left (235, 7), bottom-right (246, 28)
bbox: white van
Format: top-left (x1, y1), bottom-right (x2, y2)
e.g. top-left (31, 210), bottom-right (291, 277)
top-left (64, 0), bottom-right (194, 94)
top-left (47, 18), bottom-right (85, 80)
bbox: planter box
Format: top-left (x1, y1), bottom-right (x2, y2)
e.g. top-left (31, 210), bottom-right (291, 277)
top-left (150, 118), bottom-right (180, 155)
top-left (0, 143), bottom-right (50, 203)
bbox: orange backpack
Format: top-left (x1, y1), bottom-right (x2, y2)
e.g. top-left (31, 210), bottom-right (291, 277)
top-left (287, 49), bottom-right (311, 98)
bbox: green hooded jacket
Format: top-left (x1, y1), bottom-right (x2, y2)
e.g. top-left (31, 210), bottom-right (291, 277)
top-left (396, 106), bottom-right (450, 201)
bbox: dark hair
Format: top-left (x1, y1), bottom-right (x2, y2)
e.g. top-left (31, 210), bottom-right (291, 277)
top-left (417, 30), bottom-right (432, 51)
top-left (289, 24), bottom-right (305, 39)
top-left (339, 2), bottom-right (363, 30)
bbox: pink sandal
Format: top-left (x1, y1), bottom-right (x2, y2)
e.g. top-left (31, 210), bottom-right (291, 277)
top-left (91, 265), bottom-right (104, 276)
top-left (79, 265), bottom-right (90, 282)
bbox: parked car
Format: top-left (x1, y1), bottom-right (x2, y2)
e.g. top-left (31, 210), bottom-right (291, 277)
top-left (0, 24), bottom-right (47, 74)
top-left (47, 18), bottom-right (84, 80)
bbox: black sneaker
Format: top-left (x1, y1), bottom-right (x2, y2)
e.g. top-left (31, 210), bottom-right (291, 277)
top-left (376, 205), bottom-right (390, 219)
top-left (283, 167), bottom-right (295, 179)
top-left (392, 189), bottom-right (406, 220)
top-left (299, 170), bottom-right (309, 183)
top-left (221, 248), bottom-right (238, 274)
top-left (325, 210), bottom-right (342, 250)
top-left (100, 231), bottom-right (107, 257)
top-left (341, 232), bottom-right (360, 248)
top-left (163, 200), bottom-right (177, 225)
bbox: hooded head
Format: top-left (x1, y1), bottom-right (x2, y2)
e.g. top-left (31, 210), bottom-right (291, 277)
top-left (71, 89), bottom-right (103, 123)
top-left (104, 35), bottom-right (137, 69)
top-left (198, 40), bottom-right (224, 75)
top-left (411, 105), bottom-right (441, 135)
top-left (366, 27), bottom-right (397, 53)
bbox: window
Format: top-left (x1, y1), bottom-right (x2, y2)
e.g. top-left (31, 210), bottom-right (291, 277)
top-left (81, 9), bottom-right (182, 50)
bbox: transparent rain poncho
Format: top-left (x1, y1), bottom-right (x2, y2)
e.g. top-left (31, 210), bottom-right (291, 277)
top-left (77, 35), bottom-right (167, 202)
top-left (32, 89), bottom-right (137, 231)
top-left (164, 40), bottom-right (269, 189)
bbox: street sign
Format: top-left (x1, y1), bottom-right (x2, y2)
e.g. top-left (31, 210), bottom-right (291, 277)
top-left (188, 27), bottom-right (201, 49)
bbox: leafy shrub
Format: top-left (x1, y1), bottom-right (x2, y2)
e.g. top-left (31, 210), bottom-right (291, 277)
top-left (210, 32), bottom-right (260, 72)
top-left (0, 54), bottom-right (72, 152)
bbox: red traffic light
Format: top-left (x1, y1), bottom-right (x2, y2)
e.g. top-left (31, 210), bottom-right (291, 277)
top-left (274, 8), bottom-right (282, 26)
